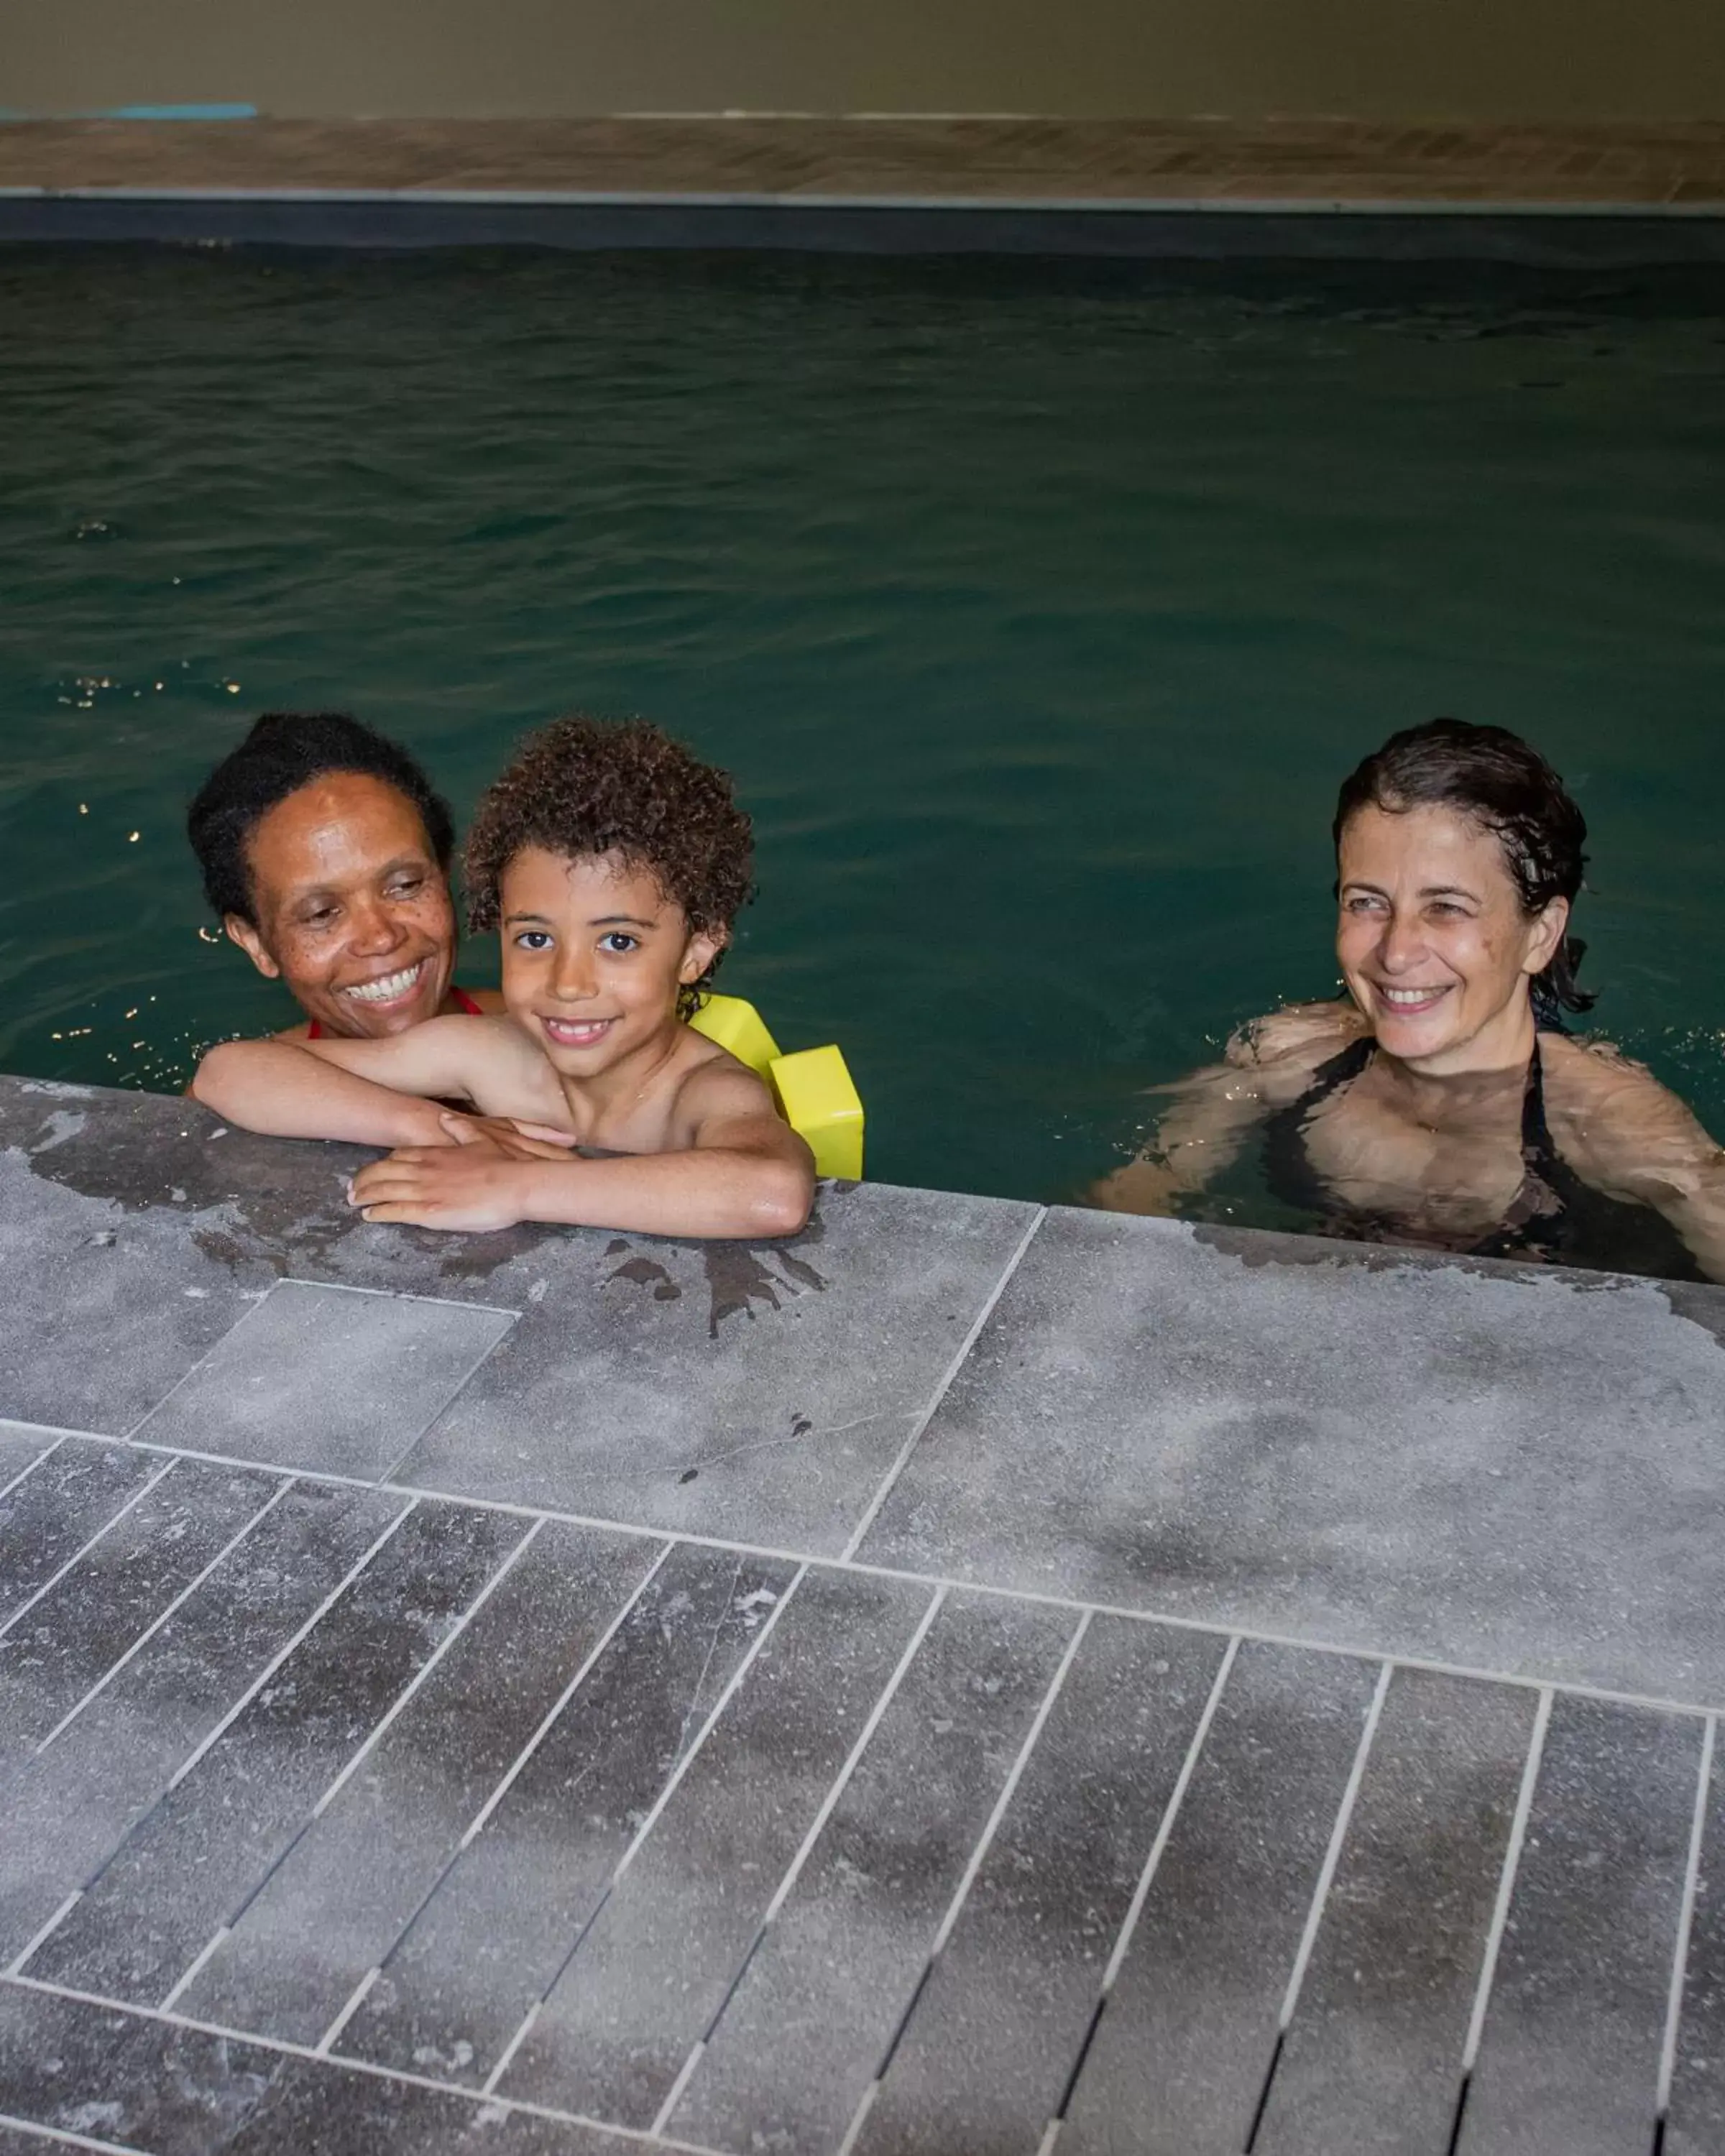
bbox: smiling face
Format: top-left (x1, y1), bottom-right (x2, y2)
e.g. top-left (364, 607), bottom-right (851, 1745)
top-left (1336, 801), bottom-right (1568, 1076)
top-left (226, 772), bottom-right (457, 1038)
top-left (499, 846), bottom-right (722, 1081)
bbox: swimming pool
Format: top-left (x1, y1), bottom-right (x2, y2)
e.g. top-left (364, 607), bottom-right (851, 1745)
top-left (2, 244), bottom-right (1722, 1235)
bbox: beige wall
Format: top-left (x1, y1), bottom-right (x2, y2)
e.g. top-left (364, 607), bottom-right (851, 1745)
top-left (5, 0), bottom-right (1721, 122)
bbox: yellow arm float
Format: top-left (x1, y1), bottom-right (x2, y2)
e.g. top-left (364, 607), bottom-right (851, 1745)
top-left (686, 992), bottom-right (865, 1181)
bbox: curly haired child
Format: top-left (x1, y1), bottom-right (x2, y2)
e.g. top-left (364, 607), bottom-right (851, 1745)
top-left (192, 717), bottom-right (814, 1239)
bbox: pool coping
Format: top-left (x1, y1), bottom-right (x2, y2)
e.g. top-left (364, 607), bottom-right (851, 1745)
top-left (4, 184), bottom-right (1725, 260)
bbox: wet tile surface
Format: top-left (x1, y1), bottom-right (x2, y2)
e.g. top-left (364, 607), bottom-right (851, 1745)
top-left (178, 1520), bottom-right (663, 2046)
top-left (26, 1499), bottom-right (523, 2004)
top-left (1060, 1641), bottom-right (1379, 2156)
top-left (394, 1183), bottom-right (1037, 1552)
top-left (0, 1079), bottom-right (1719, 2154)
top-left (1254, 1669), bottom-right (1537, 2156)
top-left (859, 1206), bottom-right (1725, 1705)
top-left (669, 1590), bottom-right (1077, 2154)
top-left (1458, 1695), bottom-right (1701, 2156)
top-left (132, 1279), bottom-right (516, 1481)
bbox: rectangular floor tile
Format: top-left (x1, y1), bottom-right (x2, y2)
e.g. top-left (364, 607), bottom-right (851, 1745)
top-left (0, 1439), bottom-right (165, 1630)
top-left (858, 1207), bottom-right (1725, 1703)
top-left (221, 2060), bottom-right (640, 2155)
top-left (0, 1426), bottom-right (55, 1492)
top-left (341, 1540), bottom-right (799, 2084)
top-left (26, 1500), bottom-right (525, 2004)
top-left (0, 1481), bottom-right (409, 1968)
top-left (1665, 1725), bottom-right (1725, 2156)
top-left (499, 1565), bottom-right (935, 2127)
top-left (0, 1460), bottom-right (282, 1774)
top-left (852, 1614), bottom-right (1229, 2156)
top-left (393, 1182), bottom-right (1039, 1552)
top-left (131, 1281), bottom-right (515, 1482)
top-left (0, 1083), bottom-right (281, 1435)
top-left (0, 1979), bottom-right (285, 2152)
top-left (178, 1519), bottom-right (663, 2045)
top-left (0, 1980), bottom-right (637, 2155)
top-left (1061, 1642), bottom-right (1379, 2156)
top-left (671, 1588), bottom-right (1079, 2154)
top-left (1253, 1669), bottom-right (1537, 2156)
top-left (1459, 1694), bottom-right (1701, 2156)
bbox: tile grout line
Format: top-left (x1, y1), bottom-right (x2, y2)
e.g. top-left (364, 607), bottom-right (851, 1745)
top-left (0, 1455), bottom-right (180, 1649)
top-left (157, 1513), bottom-right (546, 2013)
top-left (272, 1273), bottom-right (523, 1319)
top-left (1100, 1636), bottom-right (1243, 1995)
top-left (463, 1536), bottom-right (676, 1847)
top-left (1036, 1635), bottom-right (1247, 2156)
top-left (159, 1925), bottom-right (229, 2014)
top-left (34, 1477), bottom-right (296, 1756)
top-left (1657, 1710), bottom-right (1716, 2118)
top-left (1460, 1685), bottom-right (1555, 2071)
top-left (926, 1603), bottom-right (1088, 1960)
top-left (372, 1312), bottom-right (523, 1490)
top-left (834, 1606), bottom-right (1094, 2156)
top-left (838, 1203), bottom-right (1046, 1563)
top-left (649, 1582), bottom-right (950, 2139)
top-left (0, 1971), bottom-right (736, 2156)
top-left (1275, 1658), bottom-right (1394, 2030)
top-left (313, 1537), bottom-right (679, 2057)
top-left (119, 1277), bottom-right (520, 1449)
top-left (163, 1499), bottom-right (418, 1795)
top-left (314, 1962), bottom-right (379, 2058)
top-left (0, 2111), bottom-right (150, 2156)
top-left (4, 1892), bottom-right (84, 1981)
top-left (44, 1417), bottom-right (1725, 1726)
top-left (9, 1500), bottom-right (418, 1978)
top-left (310, 1516), bottom-right (544, 1821)
top-left (478, 1561), bottom-right (813, 2099)
top-left (0, 1434), bottom-right (64, 1507)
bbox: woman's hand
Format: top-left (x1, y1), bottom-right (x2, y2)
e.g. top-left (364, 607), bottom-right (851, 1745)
top-left (436, 1112), bottom-right (581, 1161)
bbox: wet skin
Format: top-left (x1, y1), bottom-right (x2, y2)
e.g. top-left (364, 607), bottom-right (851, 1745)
top-left (222, 772), bottom-right (474, 1039)
top-left (1095, 801), bottom-right (1725, 1277)
top-left (1335, 803), bottom-right (1565, 1079)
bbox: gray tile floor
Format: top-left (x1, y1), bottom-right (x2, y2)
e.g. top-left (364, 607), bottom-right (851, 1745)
top-left (1, 1072), bottom-right (1724, 2154)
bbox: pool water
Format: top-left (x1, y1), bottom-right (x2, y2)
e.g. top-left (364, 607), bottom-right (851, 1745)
top-left (2, 244), bottom-right (1723, 1234)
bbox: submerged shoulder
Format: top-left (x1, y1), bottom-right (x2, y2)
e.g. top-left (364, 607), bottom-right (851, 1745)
top-left (1542, 1032), bottom-right (1722, 1179)
top-left (1225, 1000), bottom-right (1367, 1074)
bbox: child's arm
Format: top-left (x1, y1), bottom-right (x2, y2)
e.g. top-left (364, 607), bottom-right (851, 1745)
top-left (190, 1016), bottom-right (507, 1150)
top-left (347, 1064), bottom-right (816, 1240)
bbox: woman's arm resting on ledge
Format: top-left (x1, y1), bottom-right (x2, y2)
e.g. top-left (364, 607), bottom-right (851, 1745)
top-left (190, 1017), bottom-right (496, 1149)
top-left (347, 1071), bottom-right (816, 1241)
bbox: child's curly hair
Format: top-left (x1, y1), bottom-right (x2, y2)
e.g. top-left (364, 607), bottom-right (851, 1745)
top-left (465, 715), bottom-right (754, 1018)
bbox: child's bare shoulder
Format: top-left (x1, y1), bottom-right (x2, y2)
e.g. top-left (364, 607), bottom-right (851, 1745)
top-left (669, 1038), bottom-right (782, 1133)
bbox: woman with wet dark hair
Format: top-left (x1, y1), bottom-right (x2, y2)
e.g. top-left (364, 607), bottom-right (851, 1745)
top-left (187, 712), bottom-right (502, 1041)
top-left (1095, 718), bottom-right (1725, 1281)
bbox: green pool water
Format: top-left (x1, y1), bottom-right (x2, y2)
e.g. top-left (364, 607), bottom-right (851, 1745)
top-left (2, 244), bottom-right (1723, 1227)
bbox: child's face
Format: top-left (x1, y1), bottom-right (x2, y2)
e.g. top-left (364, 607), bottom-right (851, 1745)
top-left (498, 846), bottom-right (721, 1077)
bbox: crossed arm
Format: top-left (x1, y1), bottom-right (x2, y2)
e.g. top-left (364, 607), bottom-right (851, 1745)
top-left (191, 1021), bottom-right (814, 1240)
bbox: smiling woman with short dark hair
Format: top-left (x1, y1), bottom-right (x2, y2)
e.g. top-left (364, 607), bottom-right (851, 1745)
top-left (185, 711), bottom-right (500, 1041)
top-left (1094, 718), bottom-right (1725, 1282)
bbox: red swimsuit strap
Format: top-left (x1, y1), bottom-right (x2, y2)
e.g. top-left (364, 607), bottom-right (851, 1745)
top-left (306, 983), bottom-right (482, 1041)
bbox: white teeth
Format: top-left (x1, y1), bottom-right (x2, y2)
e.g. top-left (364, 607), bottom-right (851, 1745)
top-left (1380, 986), bottom-right (1446, 1005)
top-left (344, 962), bottom-right (423, 1004)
